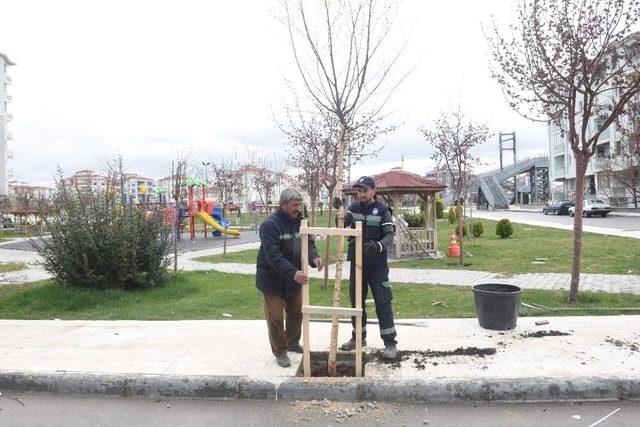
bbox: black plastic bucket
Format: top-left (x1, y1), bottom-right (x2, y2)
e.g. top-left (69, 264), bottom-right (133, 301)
top-left (472, 283), bottom-right (522, 330)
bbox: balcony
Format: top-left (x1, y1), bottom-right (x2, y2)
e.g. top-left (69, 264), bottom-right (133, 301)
top-left (552, 144), bottom-right (565, 156)
top-left (5, 95), bottom-right (12, 103)
top-left (553, 167), bottom-right (566, 178)
top-left (6, 113), bottom-right (13, 121)
top-left (5, 76), bottom-right (11, 84)
top-left (6, 132), bottom-right (12, 140)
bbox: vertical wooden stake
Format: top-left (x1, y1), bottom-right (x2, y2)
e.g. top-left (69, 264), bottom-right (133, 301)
top-left (354, 221), bottom-right (363, 377)
top-left (301, 220), bottom-right (311, 378)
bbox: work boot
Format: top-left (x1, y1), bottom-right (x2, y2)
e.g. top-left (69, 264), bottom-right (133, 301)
top-left (287, 343), bottom-right (303, 353)
top-left (275, 352), bottom-right (291, 367)
top-left (340, 338), bottom-right (367, 351)
top-left (382, 344), bottom-right (397, 359)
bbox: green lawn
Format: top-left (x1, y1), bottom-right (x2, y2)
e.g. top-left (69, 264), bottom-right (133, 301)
top-left (0, 262), bottom-right (26, 273)
top-left (0, 229), bottom-right (45, 241)
top-left (196, 218), bottom-right (640, 275)
top-left (393, 219), bottom-right (640, 275)
top-left (0, 271), bottom-right (637, 320)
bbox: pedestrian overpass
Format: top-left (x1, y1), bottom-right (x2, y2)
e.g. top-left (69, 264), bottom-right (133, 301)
top-left (477, 156), bottom-right (549, 209)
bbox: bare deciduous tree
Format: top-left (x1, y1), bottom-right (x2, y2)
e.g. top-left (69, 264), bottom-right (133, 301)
top-left (247, 151), bottom-right (286, 209)
top-left (486, 0), bottom-right (640, 302)
top-left (281, 0), bottom-right (408, 375)
top-left (211, 155), bottom-right (244, 255)
top-left (170, 151), bottom-right (190, 274)
top-left (421, 107), bottom-right (490, 267)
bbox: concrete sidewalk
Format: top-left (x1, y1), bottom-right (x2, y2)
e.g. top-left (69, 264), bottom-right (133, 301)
top-left (1, 317), bottom-right (639, 402)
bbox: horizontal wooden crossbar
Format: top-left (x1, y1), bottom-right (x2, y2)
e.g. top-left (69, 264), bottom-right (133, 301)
top-left (299, 226), bottom-right (360, 237)
top-left (301, 305), bottom-right (362, 317)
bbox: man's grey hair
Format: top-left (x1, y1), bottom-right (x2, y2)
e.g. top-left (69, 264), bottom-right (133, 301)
top-left (279, 187), bottom-right (304, 205)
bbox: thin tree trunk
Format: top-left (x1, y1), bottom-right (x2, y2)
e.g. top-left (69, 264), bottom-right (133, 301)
top-left (311, 197), bottom-right (317, 227)
top-left (569, 155), bottom-right (588, 303)
top-left (328, 127), bottom-right (346, 376)
top-left (323, 190), bottom-right (334, 291)
top-left (457, 195), bottom-right (464, 267)
top-left (223, 203), bottom-right (228, 255)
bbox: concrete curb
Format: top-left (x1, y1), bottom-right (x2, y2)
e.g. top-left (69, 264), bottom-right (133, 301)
top-left (2, 371), bottom-right (639, 403)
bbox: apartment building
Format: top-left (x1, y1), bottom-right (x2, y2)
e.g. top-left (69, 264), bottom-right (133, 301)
top-left (123, 173), bottom-right (156, 202)
top-left (63, 170), bottom-right (109, 192)
top-left (8, 181), bottom-right (54, 200)
top-left (0, 52), bottom-right (15, 196)
top-left (548, 34), bottom-right (640, 207)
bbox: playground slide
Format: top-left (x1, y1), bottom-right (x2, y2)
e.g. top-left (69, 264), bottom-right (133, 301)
top-left (195, 211), bottom-right (241, 237)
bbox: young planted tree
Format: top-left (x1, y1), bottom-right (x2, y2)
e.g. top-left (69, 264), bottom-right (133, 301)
top-left (486, 0), bottom-right (640, 302)
top-left (171, 156), bottom-right (189, 273)
top-left (211, 155), bottom-right (243, 254)
top-left (247, 151), bottom-right (285, 211)
top-left (421, 107), bottom-right (489, 266)
top-left (281, 0), bottom-right (407, 375)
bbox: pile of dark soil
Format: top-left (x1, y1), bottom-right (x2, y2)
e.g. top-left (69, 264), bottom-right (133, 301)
top-left (520, 330), bottom-right (571, 338)
top-left (368, 347), bottom-right (497, 370)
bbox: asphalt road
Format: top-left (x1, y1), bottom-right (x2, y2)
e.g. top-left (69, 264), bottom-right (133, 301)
top-left (0, 393), bottom-right (637, 426)
top-left (472, 209), bottom-right (640, 232)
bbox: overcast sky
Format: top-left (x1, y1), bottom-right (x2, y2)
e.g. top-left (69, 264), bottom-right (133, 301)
top-left (0, 0), bottom-right (548, 185)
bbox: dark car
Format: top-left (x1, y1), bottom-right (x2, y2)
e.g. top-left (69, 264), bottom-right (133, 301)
top-left (543, 201), bottom-right (575, 215)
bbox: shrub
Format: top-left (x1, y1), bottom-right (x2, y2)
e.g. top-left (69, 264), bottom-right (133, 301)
top-left (303, 203), bottom-right (309, 217)
top-left (472, 221), bottom-right (484, 237)
top-left (447, 207), bottom-right (456, 224)
top-left (495, 218), bottom-right (514, 238)
top-left (35, 180), bottom-right (170, 290)
top-left (403, 212), bottom-right (424, 227)
top-left (435, 196), bottom-right (444, 219)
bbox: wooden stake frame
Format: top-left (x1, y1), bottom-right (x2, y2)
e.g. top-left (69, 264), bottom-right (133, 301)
top-left (300, 220), bottom-right (363, 378)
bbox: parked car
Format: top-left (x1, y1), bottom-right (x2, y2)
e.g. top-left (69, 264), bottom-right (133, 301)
top-left (2, 217), bottom-right (13, 228)
top-left (543, 201), bottom-right (575, 215)
top-left (568, 199), bottom-right (611, 217)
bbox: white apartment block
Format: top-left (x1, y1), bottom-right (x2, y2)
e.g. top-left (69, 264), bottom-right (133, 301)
top-left (8, 181), bottom-right (54, 200)
top-left (548, 34), bottom-right (640, 207)
top-left (0, 52), bottom-right (15, 196)
top-left (63, 170), bottom-right (109, 192)
top-left (63, 170), bottom-right (158, 203)
top-left (123, 173), bottom-right (156, 202)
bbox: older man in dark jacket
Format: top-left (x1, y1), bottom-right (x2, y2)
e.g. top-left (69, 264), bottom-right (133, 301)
top-left (256, 188), bottom-right (323, 367)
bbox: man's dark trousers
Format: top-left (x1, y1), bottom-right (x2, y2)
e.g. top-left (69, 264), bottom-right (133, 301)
top-left (263, 291), bottom-right (302, 355)
top-left (349, 262), bottom-right (397, 345)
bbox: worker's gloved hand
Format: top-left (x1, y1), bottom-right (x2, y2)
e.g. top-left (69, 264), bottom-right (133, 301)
top-left (364, 241), bottom-right (381, 256)
top-left (332, 197), bottom-right (344, 209)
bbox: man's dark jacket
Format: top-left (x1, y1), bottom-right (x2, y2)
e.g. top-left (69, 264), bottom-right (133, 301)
top-left (256, 208), bottom-right (319, 298)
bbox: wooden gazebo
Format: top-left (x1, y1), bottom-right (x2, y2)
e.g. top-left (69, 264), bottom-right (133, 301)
top-left (345, 168), bottom-right (447, 259)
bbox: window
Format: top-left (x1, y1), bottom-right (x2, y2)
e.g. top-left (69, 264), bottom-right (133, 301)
top-left (596, 144), bottom-right (610, 158)
top-left (595, 119), bottom-right (604, 131)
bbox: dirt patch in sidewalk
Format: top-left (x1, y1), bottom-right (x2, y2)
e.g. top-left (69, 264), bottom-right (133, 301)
top-left (296, 351), bottom-right (366, 377)
top-left (368, 347), bottom-right (497, 370)
top-left (520, 330), bottom-right (571, 338)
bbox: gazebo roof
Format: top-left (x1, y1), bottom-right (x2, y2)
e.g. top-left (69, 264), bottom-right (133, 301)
top-left (345, 168), bottom-right (447, 194)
